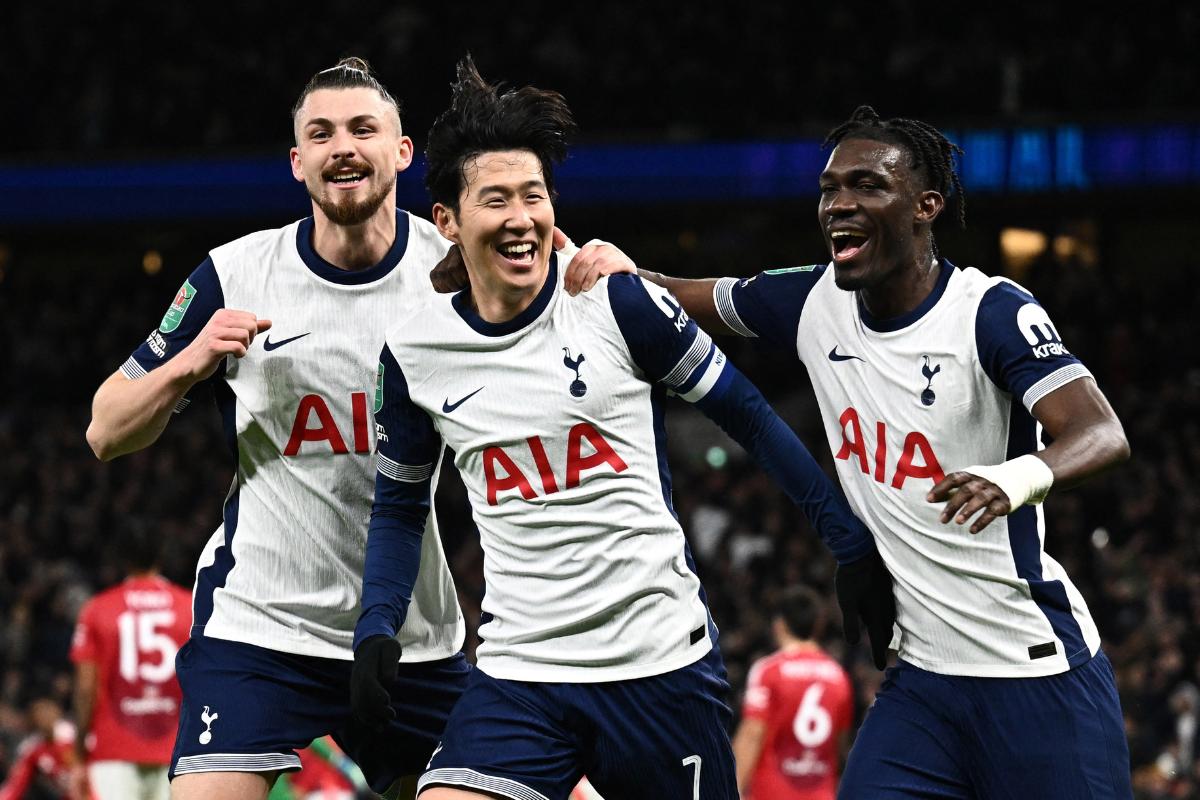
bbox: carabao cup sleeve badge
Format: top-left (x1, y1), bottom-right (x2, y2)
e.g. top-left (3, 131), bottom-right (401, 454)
top-left (159, 279), bottom-right (197, 333)
top-left (374, 361), bottom-right (385, 413)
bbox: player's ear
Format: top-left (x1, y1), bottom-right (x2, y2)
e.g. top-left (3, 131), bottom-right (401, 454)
top-left (289, 146), bottom-right (305, 183)
top-left (433, 203), bottom-right (460, 244)
top-left (395, 135), bottom-right (414, 174)
top-left (916, 190), bottom-right (944, 225)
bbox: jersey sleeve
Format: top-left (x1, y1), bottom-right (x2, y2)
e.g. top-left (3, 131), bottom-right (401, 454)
top-left (607, 274), bottom-right (726, 399)
top-left (121, 257), bottom-right (227, 411)
top-left (68, 599), bottom-right (97, 664)
top-left (0, 740), bottom-right (37, 800)
top-left (740, 659), bottom-right (773, 721)
top-left (354, 343), bottom-right (442, 649)
top-left (609, 275), bottom-right (875, 564)
top-left (174, 585), bottom-right (195, 630)
top-left (975, 281), bottom-right (1092, 412)
top-left (712, 266), bottom-right (825, 348)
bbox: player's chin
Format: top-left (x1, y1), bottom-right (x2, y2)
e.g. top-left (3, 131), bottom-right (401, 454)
top-left (831, 261), bottom-right (870, 292)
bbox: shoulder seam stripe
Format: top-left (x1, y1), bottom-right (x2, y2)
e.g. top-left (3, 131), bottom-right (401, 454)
top-left (714, 276), bottom-right (758, 338)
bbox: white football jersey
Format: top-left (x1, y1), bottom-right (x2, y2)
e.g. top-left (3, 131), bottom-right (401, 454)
top-left (715, 260), bottom-right (1101, 677)
top-left (122, 210), bottom-right (464, 661)
top-left (368, 258), bottom-right (733, 682)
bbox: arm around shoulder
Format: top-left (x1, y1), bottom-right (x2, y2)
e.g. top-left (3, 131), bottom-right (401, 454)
top-left (635, 269), bottom-right (730, 334)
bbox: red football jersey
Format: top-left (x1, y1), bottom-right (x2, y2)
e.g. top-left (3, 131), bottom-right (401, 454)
top-left (70, 575), bottom-right (193, 763)
top-left (0, 721), bottom-right (76, 800)
top-left (741, 647), bottom-right (853, 800)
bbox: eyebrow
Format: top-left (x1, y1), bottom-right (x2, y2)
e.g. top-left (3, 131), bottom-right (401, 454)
top-left (475, 179), bottom-right (548, 196)
top-left (303, 114), bottom-right (382, 130)
top-left (819, 167), bottom-right (891, 183)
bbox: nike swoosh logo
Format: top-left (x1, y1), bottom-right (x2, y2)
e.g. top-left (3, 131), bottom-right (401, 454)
top-left (442, 387), bottom-right (484, 413)
top-left (828, 346), bottom-right (865, 363)
top-left (263, 332), bottom-right (311, 351)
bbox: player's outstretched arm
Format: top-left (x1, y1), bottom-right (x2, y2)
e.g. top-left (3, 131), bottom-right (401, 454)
top-left (635, 270), bottom-right (729, 334)
top-left (690, 362), bottom-right (895, 669)
top-left (86, 309), bottom-right (269, 461)
top-left (929, 378), bottom-right (1129, 534)
top-left (608, 275), bottom-right (894, 668)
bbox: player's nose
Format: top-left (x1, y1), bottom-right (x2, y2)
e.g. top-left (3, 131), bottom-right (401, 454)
top-left (504, 205), bottom-right (535, 231)
top-left (823, 186), bottom-right (857, 215)
top-left (329, 129), bottom-right (359, 160)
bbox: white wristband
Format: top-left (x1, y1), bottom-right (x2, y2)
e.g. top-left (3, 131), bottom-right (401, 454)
top-left (959, 454), bottom-right (1055, 510)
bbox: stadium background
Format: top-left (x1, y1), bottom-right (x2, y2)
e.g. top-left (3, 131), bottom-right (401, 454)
top-left (2, 4), bottom-right (1197, 797)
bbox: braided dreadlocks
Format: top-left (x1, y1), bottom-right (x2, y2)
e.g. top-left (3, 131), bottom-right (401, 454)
top-left (823, 105), bottom-right (966, 230)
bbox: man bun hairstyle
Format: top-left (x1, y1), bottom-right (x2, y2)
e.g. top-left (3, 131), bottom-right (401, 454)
top-left (425, 55), bottom-right (576, 211)
top-left (824, 105), bottom-right (966, 230)
top-left (291, 56), bottom-right (402, 131)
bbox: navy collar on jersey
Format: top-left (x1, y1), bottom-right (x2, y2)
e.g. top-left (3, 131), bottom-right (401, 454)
top-left (296, 209), bottom-right (411, 285)
top-left (452, 253), bottom-right (559, 337)
top-left (857, 258), bottom-right (956, 333)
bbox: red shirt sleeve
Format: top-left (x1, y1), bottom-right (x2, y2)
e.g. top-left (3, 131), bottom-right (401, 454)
top-left (741, 658), bottom-right (773, 721)
top-left (0, 740), bottom-right (41, 800)
top-left (69, 599), bottom-right (97, 664)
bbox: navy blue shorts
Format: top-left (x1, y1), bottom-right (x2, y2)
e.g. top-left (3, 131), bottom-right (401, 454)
top-left (418, 646), bottom-right (737, 800)
top-left (169, 635), bottom-right (470, 794)
top-left (839, 649), bottom-right (1132, 799)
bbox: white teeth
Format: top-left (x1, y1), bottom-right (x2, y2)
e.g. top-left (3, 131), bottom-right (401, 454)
top-left (500, 242), bottom-right (533, 255)
top-left (831, 231), bottom-right (865, 239)
top-left (331, 173), bottom-right (364, 183)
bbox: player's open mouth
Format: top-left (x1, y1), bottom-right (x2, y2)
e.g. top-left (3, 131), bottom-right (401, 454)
top-left (496, 241), bottom-right (537, 267)
top-left (830, 229), bottom-right (869, 262)
top-left (325, 169), bottom-right (372, 190)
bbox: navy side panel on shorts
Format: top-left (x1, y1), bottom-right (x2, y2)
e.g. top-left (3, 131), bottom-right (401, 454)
top-left (171, 635), bottom-right (468, 793)
top-left (420, 646), bottom-right (736, 800)
top-left (840, 651), bottom-right (1132, 800)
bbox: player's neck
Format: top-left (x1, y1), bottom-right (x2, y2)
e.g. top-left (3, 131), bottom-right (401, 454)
top-left (311, 203), bottom-right (397, 271)
top-left (780, 639), bottom-right (821, 654)
top-left (125, 570), bottom-right (159, 580)
top-left (858, 254), bottom-right (940, 321)
top-left (466, 264), bottom-right (550, 324)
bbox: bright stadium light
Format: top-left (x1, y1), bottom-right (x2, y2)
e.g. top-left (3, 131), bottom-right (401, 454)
top-left (999, 227), bottom-right (1046, 276)
top-left (142, 249), bottom-right (163, 276)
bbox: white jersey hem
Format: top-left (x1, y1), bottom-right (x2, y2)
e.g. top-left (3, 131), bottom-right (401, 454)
top-left (477, 637), bottom-right (711, 683)
top-left (196, 625), bottom-right (464, 664)
top-left (897, 641), bottom-right (1099, 678)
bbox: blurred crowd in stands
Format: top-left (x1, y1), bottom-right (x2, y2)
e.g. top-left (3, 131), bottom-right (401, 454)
top-left (3, 2), bottom-right (1197, 158)
top-left (0, 219), bottom-right (1196, 796)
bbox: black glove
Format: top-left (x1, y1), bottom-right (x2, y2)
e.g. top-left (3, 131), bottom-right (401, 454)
top-left (835, 548), bottom-right (896, 670)
top-left (351, 635), bottom-right (402, 730)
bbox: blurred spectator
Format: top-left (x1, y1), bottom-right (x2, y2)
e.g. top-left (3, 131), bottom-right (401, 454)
top-left (0, 698), bottom-right (75, 800)
top-left (1, 4), bottom-right (1197, 158)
